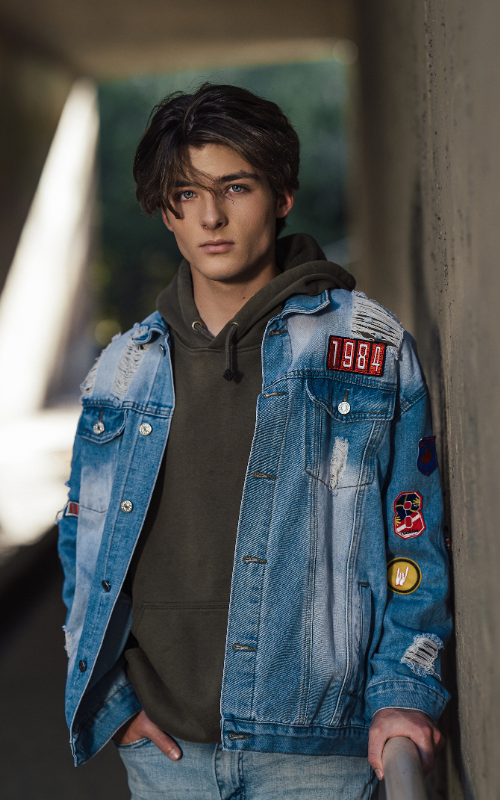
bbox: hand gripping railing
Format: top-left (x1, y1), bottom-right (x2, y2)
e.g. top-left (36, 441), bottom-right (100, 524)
top-left (380, 737), bottom-right (428, 800)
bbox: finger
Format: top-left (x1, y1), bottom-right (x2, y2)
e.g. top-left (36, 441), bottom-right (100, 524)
top-left (433, 726), bottom-right (445, 752)
top-left (413, 733), bottom-right (435, 776)
top-left (367, 732), bottom-right (385, 781)
top-left (150, 731), bottom-right (182, 760)
top-left (142, 719), bottom-right (182, 760)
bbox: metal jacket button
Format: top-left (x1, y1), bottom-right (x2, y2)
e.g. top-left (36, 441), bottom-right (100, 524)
top-left (101, 580), bottom-right (111, 592)
top-left (338, 390), bottom-right (351, 415)
top-left (158, 344), bottom-right (166, 355)
top-left (79, 660), bottom-right (87, 673)
top-left (140, 423), bottom-right (152, 436)
top-left (121, 500), bottom-right (133, 513)
top-left (93, 421), bottom-right (105, 434)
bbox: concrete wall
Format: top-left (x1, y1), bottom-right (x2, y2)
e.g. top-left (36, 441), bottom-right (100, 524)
top-left (354, 2), bottom-right (500, 797)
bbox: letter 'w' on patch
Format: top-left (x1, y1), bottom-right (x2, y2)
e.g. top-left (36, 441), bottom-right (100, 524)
top-left (327, 336), bottom-right (386, 376)
top-left (393, 491), bottom-right (426, 539)
top-left (418, 437), bottom-right (438, 475)
top-left (387, 558), bottom-right (422, 594)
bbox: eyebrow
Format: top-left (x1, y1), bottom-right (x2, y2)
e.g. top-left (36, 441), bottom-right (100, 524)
top-left (173, 171), bottom-right (260, 188)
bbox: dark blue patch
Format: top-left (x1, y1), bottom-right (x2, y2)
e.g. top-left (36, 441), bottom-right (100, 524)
top-left (418, 437), bottom-right (438, 475)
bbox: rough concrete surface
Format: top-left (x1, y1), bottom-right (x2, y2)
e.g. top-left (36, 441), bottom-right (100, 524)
top-left (355, 1), bottom-right (500, 797)
top-left (0, 0), bottom-right (354, 77)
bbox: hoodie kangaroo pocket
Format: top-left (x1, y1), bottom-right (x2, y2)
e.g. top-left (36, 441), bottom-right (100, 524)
top-left (126, 601), bottom-right (230, 742)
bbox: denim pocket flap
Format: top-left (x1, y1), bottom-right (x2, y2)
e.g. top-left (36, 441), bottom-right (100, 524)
top-left (306, 377), bottom-right (395, 422)
top-left (77, 405), bottom-right (126, 443)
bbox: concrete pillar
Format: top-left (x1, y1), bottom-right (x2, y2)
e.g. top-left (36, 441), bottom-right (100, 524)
top-left (0, 78), bottom-right (99, 416)
top-left (355, 2), bottom-right (500, 797)
top-left (0, 37), bottom-right (73, 293)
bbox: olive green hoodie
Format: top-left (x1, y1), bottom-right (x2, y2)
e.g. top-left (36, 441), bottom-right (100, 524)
top-left (125, 233), bottom-right (355, 743)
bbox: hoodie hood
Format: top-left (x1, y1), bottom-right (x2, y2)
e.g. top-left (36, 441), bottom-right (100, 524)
top-left (157, 233), bottom-right (355, 348)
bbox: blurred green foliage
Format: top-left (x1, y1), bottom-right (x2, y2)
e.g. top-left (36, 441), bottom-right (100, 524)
top-left (97, 59), bottom-right (348, 337)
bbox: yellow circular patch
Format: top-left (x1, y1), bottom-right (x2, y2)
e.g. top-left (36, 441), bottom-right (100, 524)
top-left (387, 558), bottom-right (422, 595)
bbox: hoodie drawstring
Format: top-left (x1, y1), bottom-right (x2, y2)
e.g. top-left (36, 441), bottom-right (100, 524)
top-left (192, 319), bottom-right (239, 380)
top-left (223, 322), bottom-right (238, 381)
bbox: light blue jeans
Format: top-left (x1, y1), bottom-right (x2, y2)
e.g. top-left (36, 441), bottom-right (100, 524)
top-left (116, 737), bottom-right (378, 799)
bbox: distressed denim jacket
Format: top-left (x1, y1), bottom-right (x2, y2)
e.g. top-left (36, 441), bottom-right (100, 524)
top-left (58, 289), bottom-right (451, 765)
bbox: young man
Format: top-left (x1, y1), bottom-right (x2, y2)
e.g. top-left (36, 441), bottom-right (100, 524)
top-left (58, 84), bottom-right (451, 799)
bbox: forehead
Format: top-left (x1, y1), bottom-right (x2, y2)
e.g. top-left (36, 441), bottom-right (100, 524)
top-left (183, 143), bottom-right (256, 181)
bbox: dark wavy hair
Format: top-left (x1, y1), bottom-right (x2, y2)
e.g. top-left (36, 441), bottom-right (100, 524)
top-left (133, 83), bottom-right (300, 236)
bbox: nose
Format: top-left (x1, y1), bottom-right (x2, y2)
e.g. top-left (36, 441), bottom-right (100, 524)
top-left (200, 191), bottom-right (227, 230)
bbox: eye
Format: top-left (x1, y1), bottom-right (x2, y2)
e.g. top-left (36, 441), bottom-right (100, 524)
top-left (229, 184), bottom-right (244, 193)
top-left (180, 190), bottom-right (195, 200)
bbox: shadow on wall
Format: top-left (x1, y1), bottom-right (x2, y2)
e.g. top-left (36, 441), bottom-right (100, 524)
top-left (0, 529), bottom-right (129, 799)
top-left (408, 177), bottom-right (467, 800)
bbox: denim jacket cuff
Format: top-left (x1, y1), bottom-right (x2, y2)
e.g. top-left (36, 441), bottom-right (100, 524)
top-left (365, 678), bottom-right (450, 723)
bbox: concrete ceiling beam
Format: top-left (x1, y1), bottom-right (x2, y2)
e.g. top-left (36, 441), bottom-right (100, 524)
top-left (0, 0), bottom-right (355, 78)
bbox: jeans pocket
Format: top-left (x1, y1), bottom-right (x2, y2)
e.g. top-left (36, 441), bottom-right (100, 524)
top-left (115, 737), bottom-right (152, 750)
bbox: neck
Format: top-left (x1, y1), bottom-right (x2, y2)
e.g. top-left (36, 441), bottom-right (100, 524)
top-left (191, 256), bottom-right (279, 336)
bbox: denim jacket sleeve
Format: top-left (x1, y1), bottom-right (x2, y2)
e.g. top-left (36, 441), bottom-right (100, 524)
top-left (57, 416), bottom-right (83, 620)
top-left (364, 332), bottom-right (452, 722)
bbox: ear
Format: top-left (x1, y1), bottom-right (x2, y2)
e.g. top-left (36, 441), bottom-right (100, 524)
top-left (161, 206), bottom-right (175, 232)
top-left (275, 188), bottom-right (294, 219)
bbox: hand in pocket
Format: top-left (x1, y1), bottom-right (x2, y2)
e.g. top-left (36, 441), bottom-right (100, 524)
top-left (113, 710), bottom-right (182, 759)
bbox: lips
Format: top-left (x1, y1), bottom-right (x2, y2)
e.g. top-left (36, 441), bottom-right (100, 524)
top-left (200, 240), bottom-right (235, 254)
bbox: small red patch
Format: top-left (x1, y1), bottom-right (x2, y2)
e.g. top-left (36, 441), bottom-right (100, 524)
top-left (65, 502), bottom-right (79, 518)
top-left (327, 336), bottom-right (386, 377)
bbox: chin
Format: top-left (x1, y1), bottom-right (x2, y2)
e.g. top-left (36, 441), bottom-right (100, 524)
top-left (194, 256), bottom-right (252, 282)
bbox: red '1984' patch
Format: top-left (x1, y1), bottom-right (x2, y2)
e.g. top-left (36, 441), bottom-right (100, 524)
top-left (327, 336), bottom-right (386, 377)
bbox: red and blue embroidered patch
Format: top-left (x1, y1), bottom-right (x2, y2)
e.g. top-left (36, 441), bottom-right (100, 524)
top-left (417, 437), bottom-right (438, 475)
top-left (393, 491), bottom-right (426, 539)
top-left (327, 336), bottom-right (386, 377)
top-left (65, 501), bottom-right (79, 518)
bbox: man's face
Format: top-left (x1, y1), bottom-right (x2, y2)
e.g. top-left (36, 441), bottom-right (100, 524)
top-left (162, 144), bottom-right (294, 284)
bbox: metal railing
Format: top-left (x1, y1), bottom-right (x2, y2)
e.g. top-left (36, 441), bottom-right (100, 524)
top-left (380, 737), bottom-right (428, 800)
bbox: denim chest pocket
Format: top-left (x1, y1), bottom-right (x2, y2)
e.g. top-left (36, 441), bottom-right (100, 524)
top-left (305, 377), bottom-right (395, 490)
top-left (77, 405), bottom-right (126, 513)
top-left (77, 405), bottom-right (126, 443)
